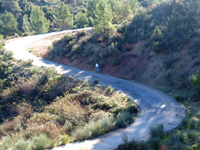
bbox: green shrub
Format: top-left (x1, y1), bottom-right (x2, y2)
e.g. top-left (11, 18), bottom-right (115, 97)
top-left (2, 50), bottom-right (13, 61)
top-left (48, 140), bottom-right (57, 149)
top-left (105, 85), bottom-right (114, 95)
top-left (93, 79), bottom-right (99, 84)
top-left (0, 136), bottom-right (13, 150)
top-left (173, 142), bottom-right (186, 150)
top-left (117, 137), bottom-right (147, 150)
top-left (148, 137), bottom-right (161, 150)
top-left (186, 130), bottom-right (198, 141)
top-left (112, 57), bottom-right (121, 66)
top-left (116, 111), bottom-right (133, 128)
top-left (95, 98), bottom-right (119, 110)
top-left (190, 70), bottom-right (200, 91)
top-left (0, 34), bottom-right (4, 49)
top-left (73, 116), bottom-right (114, 140)
top-left (14, 138), bottom-right (32, 150)
top-left (188, 118), bottom-right (199, 130)
top-left (77, 31), bottom-right (87, 39)
top-left (175, 95), bottom-right (185, 102)
top-left (60, 134), bottom-right (70, 145)
top-left (150, 124), bottom-right (165, 139)
top-left (126, 100), bottom-right (138, 114)
top-left (170, 132), bottom-right (187, 144)
top-left (32, 134), bottom-right (50, 150)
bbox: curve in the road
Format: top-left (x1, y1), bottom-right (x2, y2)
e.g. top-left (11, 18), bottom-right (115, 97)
top-left (4, 28), bottom-right (186, 150)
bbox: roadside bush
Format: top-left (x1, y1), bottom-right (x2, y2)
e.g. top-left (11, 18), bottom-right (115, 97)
top-left (150, 124), bottom-right (165, 139)
top-left (105, 85), bottom-right (115, 95)
top-left (117, 137), bottom-right (147, 150)
top-left (148, 137), bottom-right (161, 150)
top-left (190, 69), bottom-right (200, 93)
top-left (73, 116), bottom-right (114, 141)
top-left (125, 100), bottom-right (138, 114)
top-left (60, 134), bottom-right (70, 145)
top-left (0, 35), bottom-right (4, 49)
top-left (175, 95), bottom-right (185, 102)
top-left (2, 50), bottom-right (13, 61)
top-left (93, 79), bottom-right (99, 84)
top-left (188, 117), bottom-right (199, 130)
top-left (14, 138), bottom-right (32, 150)
top-left (116, 111), bottom-right (133, 128)
top-left (186, 130), bottom-right (198, 141)
top-left (0, 136), bottom-right (13, 150)
top-left (31, 134), bottom-right (50, 150)
top-left (173, 142), bottom-right (186, 150)
top-left (170, 132), bottom-right (187, 145)
top-left (77, 31), bottom-right (87, 39)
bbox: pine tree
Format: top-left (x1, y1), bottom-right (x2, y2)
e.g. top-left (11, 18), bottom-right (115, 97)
top-left (29, 6), bottom-right (50, 34)
top-left (1, 0), bottom-right (22, 17)
top-left (151, 26), bottom-right (163, 52)
top-left (22, 14), bottom-right (32, 33)
top-left (75, 12), bottom-right (88, 28)
top-left (151, 26), bottom-right (163, 42)
top-left (128, 0), bottom-right (138, 14)
top-left (0, 11), bottom-right (18, 36)
top-left (93, 0), bottom-right (115, 35)
top-left (86, 0), bottom-right (99, 19)
top-left (53, 2), bottom-right (73, 30)
top-left (86, 0), bottom-right (99, 25)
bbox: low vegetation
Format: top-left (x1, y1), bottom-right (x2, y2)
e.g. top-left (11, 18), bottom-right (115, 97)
top-left (116, 99), bottom-right (200, 150)
top-left (0, 38), bottom-right (138, 149)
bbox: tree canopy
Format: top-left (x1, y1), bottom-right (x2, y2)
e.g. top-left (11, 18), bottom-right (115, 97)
top-left (0, 11), bottom-right (18, 36)
top-left (75, 11), bottom-right (88, 28)
top-left (29, 6), bottom-right (50, 34)
top-left (93, 0), bottom-right (115, 35)
top-left (53, 2), bottom-right (73, 30)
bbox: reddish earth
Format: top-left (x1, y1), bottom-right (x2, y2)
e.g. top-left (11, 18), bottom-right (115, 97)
top-left (27, 33), bottom-right (200, 95)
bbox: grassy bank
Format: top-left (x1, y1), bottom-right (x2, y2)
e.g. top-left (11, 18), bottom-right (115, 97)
top-left (0, 42), bottom-right (138, 149)
top-left (115, 99), bottom-right (200, 150)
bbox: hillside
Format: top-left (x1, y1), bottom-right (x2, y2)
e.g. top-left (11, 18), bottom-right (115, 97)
top-left (0, 0), bottom-right (200, 150)
top-left (0, 38), bottom-right (138, 149)
top-left (32, 0), bottom-right (200, 99)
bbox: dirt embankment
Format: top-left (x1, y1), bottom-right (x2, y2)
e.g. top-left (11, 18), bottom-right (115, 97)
top-left (28, 34), bottom-right (200, 93)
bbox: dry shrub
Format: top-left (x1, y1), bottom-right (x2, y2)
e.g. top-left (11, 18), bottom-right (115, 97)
top-left (17, 103), bottom-right (33, 120)
top-left (68, 91), bottom-right (96, 105)
top-left (28, 113), bottom-right (57, 125)
top-left (89, 110), bottom-right (112, 121)
top-left (0, 120), bottom-right (16, 137)
top-left (25, 121), bottom-right (65, 139)
top-left (45, 97), bottom-right (87, 126)
top-left (16, 77), bottom-right (39, 96)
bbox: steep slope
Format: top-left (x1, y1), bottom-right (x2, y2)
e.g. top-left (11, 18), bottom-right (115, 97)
top-left (5, 28), bottom-right (186, 150)
top-left (35, 0), bottom-right (200, 97)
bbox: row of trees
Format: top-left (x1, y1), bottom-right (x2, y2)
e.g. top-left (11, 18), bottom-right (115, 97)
top-left (0, 0), bottom-right (139, 37)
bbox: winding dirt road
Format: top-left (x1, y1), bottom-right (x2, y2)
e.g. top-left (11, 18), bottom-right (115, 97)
top-left (4, 28), bottom-right (186, 150)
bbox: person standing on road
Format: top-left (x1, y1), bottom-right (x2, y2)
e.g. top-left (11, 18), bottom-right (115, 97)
top-left (95, 63), bottom-right (99, 73)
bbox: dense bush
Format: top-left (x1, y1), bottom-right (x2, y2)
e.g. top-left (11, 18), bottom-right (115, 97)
top-left (116, 137), bottom-right (148, 150)
top-left (124, 0), bottom-right (200, 52)
top-left (0, 49), bottom-right (138, 149)
top-left (116, 111), bottom-right (134, 128)
top-left (190, 69), bottom-right (200, 92)
top-left (149, 124), bottom-right (165, 139)
top-left (73, 116), bottom-right (115, 141)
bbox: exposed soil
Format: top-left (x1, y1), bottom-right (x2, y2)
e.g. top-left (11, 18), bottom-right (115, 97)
top-left (27, 33), bottom-right (200, 95)
top-left (27, 33), bottom-right (67, 58)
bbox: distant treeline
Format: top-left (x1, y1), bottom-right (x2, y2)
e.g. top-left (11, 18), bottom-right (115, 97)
top-left (0, 0), bottom-right (141, 37)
